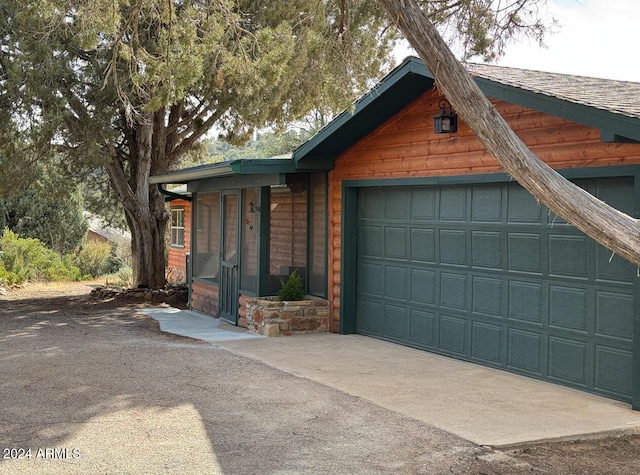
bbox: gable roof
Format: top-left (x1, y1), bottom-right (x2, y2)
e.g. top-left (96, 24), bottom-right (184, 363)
top-left (293, 56), bottom-right (640, 168)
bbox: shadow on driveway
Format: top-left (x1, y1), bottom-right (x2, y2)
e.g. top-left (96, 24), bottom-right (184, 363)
top-left (0, 295), bottom-right (486, 474)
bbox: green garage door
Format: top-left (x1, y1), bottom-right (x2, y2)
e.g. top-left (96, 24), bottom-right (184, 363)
top-left (356, 178), bottom-right (636, 402)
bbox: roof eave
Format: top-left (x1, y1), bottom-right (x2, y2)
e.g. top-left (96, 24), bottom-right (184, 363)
top-left (293, 57), bottom-right (435, 167)
top-left (150, 158), bottom-right (299, 185)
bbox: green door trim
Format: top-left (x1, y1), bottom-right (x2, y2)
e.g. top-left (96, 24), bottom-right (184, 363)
top-left (339, 165), bottom-right (640, 409)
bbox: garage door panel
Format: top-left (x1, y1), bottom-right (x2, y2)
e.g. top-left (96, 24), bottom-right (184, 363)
top-left (411, 268), bottom-right (436, 305)
top-left (471, 185), bottom-right (502, 223)
top-left (385, 265), bottom-right (408, 300)
top-left (440, 272), bottom-right (468, 311)
top-left (359, 263), bottom-right (383, 296)
top-left (595, 346), bottom-right (633, 398)
top-left (439, 315), bottom-right (467, 356)
top-left (471, 231), bottom-right (502, 269)
top-left (508, 233), bottom-right (543, 274)
top-left (508, 329), bottom-right (544, 375)
top-left (410, 188), bottom-right (437, 220)
top-left (440, 229), bottom-right (467, 265)
top-left (471, 321), bottom-right (503, 364)
top-left (548, 234), bottom-right (588, 279)
top-left (384, 304), bottom-right (409, 341)
top-left (385, 188), bottom-right (410, 220)
top-left (508, 281), bottom-right (544, 324)
top-left (595, 244), bottom-right (636, 283)
top-left (595, 291), bottom-right (633, 340)
top-left (411, 228), bottom-right (436, 262)
top-left (440, 187), bottom-right (467, 221)
top-left (359, 188), bottom-right (385, 219)
top-left (507, 185), bottom-right (542, 223)
top-left (356, 300), bottom-right (383, 336)
top-left (594, 178), bottom-right (634, 215)
top-left (359, 225), bottom-right (383, 258)
top-left (549, 285), bottom-right (588, 332)
top-left (410, 309), bottom-right (437, 348)
top-left (472, 276), bottom-right (504, 317)
top-left (549, 337), bottom-right (588, 386)
top-left (385, 227), bottom-right (407, 259)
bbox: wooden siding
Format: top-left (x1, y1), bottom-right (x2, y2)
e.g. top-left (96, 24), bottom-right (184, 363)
top-left (191, 279), bottom-right (219, 317)
top-left (191, 280), bottom-right (250, 328)
top-left (168, 199), bottom-right (191, 283)
top-left (327, 88), bottom-right (640, 333)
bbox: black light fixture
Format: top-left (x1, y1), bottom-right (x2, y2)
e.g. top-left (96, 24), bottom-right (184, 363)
top-left (433, 98), bottom-right (458, 134)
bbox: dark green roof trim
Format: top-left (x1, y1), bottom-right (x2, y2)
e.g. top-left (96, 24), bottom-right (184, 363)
top-left (150, 158), bottom-right (297, 184)
top-left (293, 56), bottom-right (434, 167)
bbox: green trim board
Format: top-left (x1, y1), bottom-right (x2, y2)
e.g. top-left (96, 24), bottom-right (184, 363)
top-left (293, 58), bottom-right (435, 167)
top-left (150, 158), bottom-right (298, 185)
top-left (189, 173), bottom-right (285, 193)
top-left (340, 165), bottom-right (640, 406)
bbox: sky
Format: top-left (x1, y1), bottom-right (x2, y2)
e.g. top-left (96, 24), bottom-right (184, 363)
top-left (396, 0), bottom-right (640, 82)
top-left (497, 0), bottom-right (639, 82)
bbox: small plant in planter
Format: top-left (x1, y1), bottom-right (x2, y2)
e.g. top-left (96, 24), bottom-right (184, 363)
top-left (278, 270), bottom-right (305, 301)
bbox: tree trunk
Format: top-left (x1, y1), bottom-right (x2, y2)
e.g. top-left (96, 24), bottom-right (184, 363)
top-left (106, 111), bottom-right (170, 288)
top-left (124, 189), bottom-right (168, 289)
top-left (376, 0), bottom-right (640, 267)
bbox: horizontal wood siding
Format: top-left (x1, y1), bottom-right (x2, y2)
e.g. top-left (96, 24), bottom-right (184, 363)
top-left (168, 199), bottom-right (191, 283)
top-left (328, 89), bottom-right (640, 332)
top-left (191, 280), bottom-right (219, 317)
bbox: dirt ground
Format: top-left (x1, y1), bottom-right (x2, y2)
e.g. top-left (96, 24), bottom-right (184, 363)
top-left (1, 281), bottom-right (640, 474)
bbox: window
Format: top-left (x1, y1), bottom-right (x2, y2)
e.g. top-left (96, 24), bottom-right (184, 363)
top-left (308, 173), bottom-right (327, 297)
top-left (170, 208), bottom-right (185, 248)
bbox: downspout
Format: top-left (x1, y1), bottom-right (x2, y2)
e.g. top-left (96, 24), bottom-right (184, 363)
top-left (156, 183), bottom-right (192, 202)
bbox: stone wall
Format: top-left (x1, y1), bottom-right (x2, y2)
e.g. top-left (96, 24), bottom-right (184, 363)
top-left (246, 296), bottom-right (330, 336)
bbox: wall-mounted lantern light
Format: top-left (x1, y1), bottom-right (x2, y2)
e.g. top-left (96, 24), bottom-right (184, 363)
top-left (433, 99), bottom-right (458, 134)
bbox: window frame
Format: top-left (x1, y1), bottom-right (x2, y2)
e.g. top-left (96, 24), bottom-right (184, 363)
top-left (170, 207), bottom-right (185, 248)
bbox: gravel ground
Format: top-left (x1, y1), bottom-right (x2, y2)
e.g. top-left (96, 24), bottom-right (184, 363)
top-left (1, 282), bottom-right (640, 474)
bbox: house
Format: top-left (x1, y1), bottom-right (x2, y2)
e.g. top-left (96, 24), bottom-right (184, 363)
top-left (151, 57), bottom-right (640, 408)
top-left (84, 212), bottom-right (131, 245)
top-left (158, 185), bottom-right (192, 283)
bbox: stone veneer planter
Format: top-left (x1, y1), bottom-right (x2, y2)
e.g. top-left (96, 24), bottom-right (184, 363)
top-left (246, 296), bottom-right (330, 336)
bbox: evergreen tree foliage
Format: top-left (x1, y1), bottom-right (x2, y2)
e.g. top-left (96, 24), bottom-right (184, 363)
top-left (204, 129), bottom-right (313, 163)
top-left (0, 169), bottom-right (88, 255)
top-left (0, 0), bottom-right (397, 287)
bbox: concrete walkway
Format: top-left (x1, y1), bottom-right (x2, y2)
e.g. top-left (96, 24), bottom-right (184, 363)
top-left (142, 308), bottom-right (640, 447)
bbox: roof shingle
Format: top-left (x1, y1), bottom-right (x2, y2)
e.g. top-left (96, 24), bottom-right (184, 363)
top-left (466, 63), bottom-right (640, 119)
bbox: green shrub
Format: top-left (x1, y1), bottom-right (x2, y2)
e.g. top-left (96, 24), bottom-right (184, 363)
top-left (104, 265), bottom-right (133, 288)
top-left (73, 241), bottom-right (113, 277)
top-left (278, 270), bottom-right (305, 301)
top-left (0, 228), bottom-right (82, 284)
top-left (107, 236), bottom-right (132, 273)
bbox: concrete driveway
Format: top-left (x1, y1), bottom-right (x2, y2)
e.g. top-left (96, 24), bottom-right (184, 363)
top-left (144, 307), bottom-right (640, 447)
